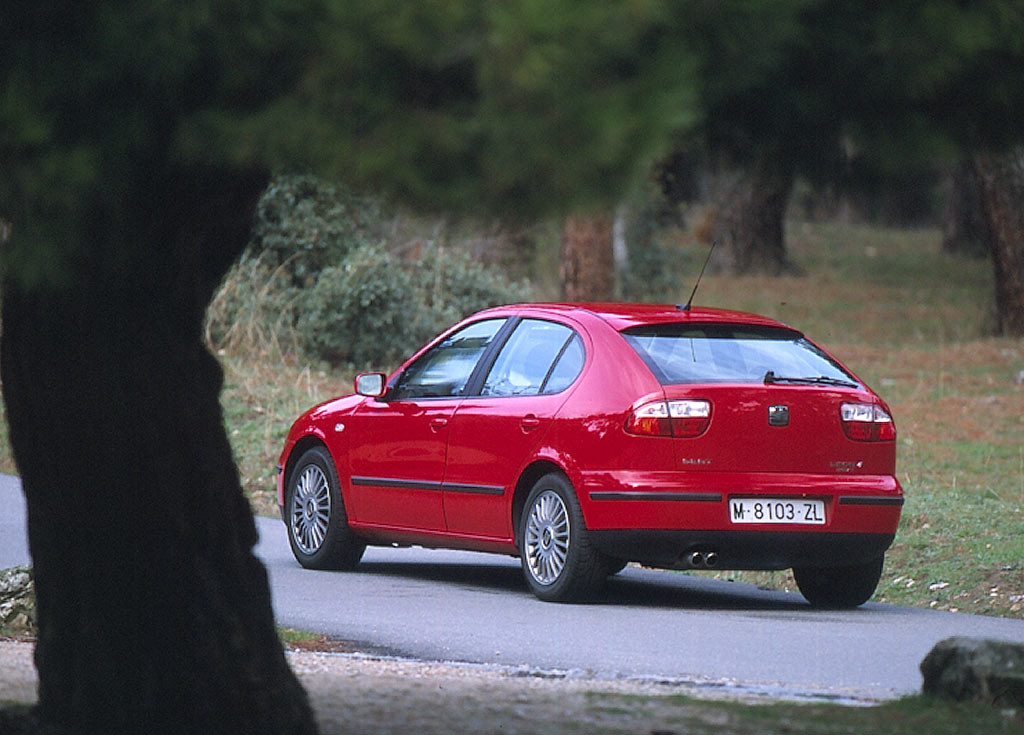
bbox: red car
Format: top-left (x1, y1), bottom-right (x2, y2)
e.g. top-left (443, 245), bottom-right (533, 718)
top-left (277, 303), bottom-right (902, 607)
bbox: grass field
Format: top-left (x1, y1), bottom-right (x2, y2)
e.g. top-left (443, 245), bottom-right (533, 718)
top-left (0, 220), bottom-right (1021, 620)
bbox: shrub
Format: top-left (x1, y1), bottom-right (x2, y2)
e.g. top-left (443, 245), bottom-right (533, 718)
top-left (297, 244), bottom-right (531, 369)
top-left (250, 175), bottom-right (385, 288)
top-left (297, 246), bottom-right (419, 368)
top-left (208, 174), bottom-right (533, 368)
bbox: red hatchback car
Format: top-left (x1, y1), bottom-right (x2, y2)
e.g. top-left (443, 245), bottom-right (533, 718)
top-left (277, 303), bottom-right (903, 607)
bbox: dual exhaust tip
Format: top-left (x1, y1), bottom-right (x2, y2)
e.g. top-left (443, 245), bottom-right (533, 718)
top-left (685, 550), bottom-right (719, 569)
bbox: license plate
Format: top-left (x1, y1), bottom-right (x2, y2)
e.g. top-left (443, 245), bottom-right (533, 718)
top-left (729, 498), bottom-right (826, 525)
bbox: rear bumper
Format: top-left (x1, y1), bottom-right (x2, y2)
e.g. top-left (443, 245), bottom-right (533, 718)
top-left (589, 529), bottom-right (895, 571)
top-left (579, 469), bottom-right (902, 530)
top-left (578, 469), bottom-right (902, 569)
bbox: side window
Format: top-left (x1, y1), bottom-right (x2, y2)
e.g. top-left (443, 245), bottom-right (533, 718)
top-left (391, 319), bottom-right (505, 400)
top-left (542, 333), bottom-right (584, 394)
top-left (481, 320), bottom-right (583, 397)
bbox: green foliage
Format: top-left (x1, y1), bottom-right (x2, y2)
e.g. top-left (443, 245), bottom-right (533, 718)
top-left (251, 175), bottom-right (386, 288)
top-left (296, 243), bottom-right (528, 368)
top-left (297, 246), bottom-right (419, 367)
top-left (209, 176), bottom-right (530, 368)
top-left (0, 0), bottom-right (323, 286)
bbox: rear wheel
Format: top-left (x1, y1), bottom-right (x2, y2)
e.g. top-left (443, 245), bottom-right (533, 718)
top-left (285, 446), bottom-right (365, 570)
top-left (519, 473), bottom-right (606, 602)
top-left (793, 556), bottom-right (884, 608)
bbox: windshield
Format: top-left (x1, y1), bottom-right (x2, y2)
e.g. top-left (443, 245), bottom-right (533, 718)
top-left (622, 324), bottom-right (859, 387)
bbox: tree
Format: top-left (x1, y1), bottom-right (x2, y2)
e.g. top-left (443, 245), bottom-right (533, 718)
top-left (560, 214), bottom-right (615, 301)
top-left (941, 161), bottom-right (989, 257)
top-left (973, 148), bottom-right (1024, 336)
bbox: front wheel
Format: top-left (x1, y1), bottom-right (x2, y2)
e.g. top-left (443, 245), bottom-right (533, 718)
top-left (793, 556), bottom-right (884, 608)
top-left (285, 446), bottom-right (365, 570)
top-left (519, 473), bottom-right (606, 602)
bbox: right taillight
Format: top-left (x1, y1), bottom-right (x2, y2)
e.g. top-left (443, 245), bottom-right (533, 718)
top-left (626, 400), bottom-right (712, 438)
top-left (840, 402), bottom-right (896, 441)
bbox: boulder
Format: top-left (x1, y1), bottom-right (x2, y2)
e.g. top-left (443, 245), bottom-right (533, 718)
top-left (0, 565), bottom-right (35, 634)
top-left (921, 636), bottom-right (1024, 707)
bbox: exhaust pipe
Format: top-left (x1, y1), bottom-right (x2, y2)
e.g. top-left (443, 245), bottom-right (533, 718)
top-left (684, 549), bottom-right (719, 569)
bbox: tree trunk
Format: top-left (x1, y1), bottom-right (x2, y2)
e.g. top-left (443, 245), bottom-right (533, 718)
top-left (972, 148), bottom-right (1024, 337)
top-left (706, 162), bottom-right (795, 275)
top-left (560, 213), bottom-right (615, 301)
top-left (941, 160), bottom-right (989, 258)
top-left (0, 165), bottom-right (318, 733)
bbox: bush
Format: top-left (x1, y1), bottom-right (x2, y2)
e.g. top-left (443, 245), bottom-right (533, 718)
top-left (298, 244), bottom-right (530, 368)
top-left (208, 174), bottom-right (533, 368)
top-left (297, 246), bottom-right (419, 368)
top-left (251, 175), bottom-right (385, 288)
top-left (410, 245), bottom-right (530, 344)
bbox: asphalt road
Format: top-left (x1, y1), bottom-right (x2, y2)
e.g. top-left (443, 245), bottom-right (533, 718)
top-left (4, 475), bottom-right (1023, 702)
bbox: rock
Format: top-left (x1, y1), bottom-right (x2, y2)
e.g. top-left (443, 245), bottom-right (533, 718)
top-left (0, 566), bottom-right (36, 635)
top-left (920, 636), bottom-right (1024, 707)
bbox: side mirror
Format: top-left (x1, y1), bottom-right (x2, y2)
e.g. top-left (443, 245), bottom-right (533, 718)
top-left (355, 372), bottom-right (387, 398)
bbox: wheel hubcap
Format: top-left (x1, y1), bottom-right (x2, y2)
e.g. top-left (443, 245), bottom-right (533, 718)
top-left (290, 465), bottom-right (331, 555)
top-left (525, 490), bottom-right (570, 585)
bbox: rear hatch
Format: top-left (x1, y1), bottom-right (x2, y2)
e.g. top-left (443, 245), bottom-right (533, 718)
top-left (661, 384), bottom-right (893, 475)
top-left (621, 323), bottom-right (896, 476)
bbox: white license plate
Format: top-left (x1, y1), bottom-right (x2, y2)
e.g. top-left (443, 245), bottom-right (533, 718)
top-left (729, 498), bottom-right (826, 525)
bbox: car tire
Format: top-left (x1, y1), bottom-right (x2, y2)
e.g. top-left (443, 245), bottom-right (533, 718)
top-left (793, 556), bottom-right (884, 608)
top-left (519, 473), bottom-right (606, 602)
top-left (285, 446), bottom-right (365, 571)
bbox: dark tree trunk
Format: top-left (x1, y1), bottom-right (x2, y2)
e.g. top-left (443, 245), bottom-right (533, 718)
top-left (706, 162), bottom-right (795, 275)
top-left (973, 148), bottom-right (1024, 337)
top-left (0, 165), bottom-right (318, 733)
top-left (941, 160), bottom-right (989, 258)
top-left (560, 213), bottom-right (615, 301)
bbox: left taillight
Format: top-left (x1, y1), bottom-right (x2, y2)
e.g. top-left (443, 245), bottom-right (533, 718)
top-left (840, 402), bottom-right (896, 441)
top-left (626, 400), bottom-right (712, 438)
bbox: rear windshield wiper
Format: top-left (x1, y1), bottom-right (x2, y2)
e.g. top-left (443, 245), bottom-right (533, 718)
top-left (763, 371), bottom-right (858, 389)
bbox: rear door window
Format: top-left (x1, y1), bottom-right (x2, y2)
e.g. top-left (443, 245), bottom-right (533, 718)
top-left (481, 319), bottom-right (583, 397)
top-left (622, 324), bottom-right (858, 386)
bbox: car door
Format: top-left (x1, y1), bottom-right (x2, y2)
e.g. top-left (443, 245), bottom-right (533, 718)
top-left (442, 319), bottom-right (586, 540)
top-left (346, 318), bottom-right (508, 532)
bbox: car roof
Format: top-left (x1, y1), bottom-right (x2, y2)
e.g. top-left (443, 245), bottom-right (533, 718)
top-left (483, 302), bottom-right (795, 333)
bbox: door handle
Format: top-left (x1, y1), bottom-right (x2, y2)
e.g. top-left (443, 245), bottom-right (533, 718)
top-left (430, 417), bottom-right (449, 432)
top-left (520, 415), bottom-right (541, 432)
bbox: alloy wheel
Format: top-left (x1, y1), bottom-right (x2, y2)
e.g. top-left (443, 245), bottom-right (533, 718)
top-left (524, 489), bottom-right (570, 585)
top-left (290, 464), bottom-right (332, 555)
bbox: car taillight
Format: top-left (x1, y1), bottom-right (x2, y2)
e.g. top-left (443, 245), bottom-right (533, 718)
top-left (626, 400), bottom-right (712, 438)
top-left (840, 402), bottom-right (896, 441)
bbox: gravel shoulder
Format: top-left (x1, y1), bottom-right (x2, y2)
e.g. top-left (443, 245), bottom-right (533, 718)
top-left (0, 639), bottom-right (807, 734)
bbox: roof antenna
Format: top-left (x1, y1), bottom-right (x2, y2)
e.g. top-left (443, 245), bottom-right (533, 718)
top-left (680, 240), bottom-right (717, 312)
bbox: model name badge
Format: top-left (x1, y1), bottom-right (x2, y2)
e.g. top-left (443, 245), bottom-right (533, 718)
top-left (681, 458), bottom-right (712, 466)
top-left (830, 460), bottom-right (863, 473)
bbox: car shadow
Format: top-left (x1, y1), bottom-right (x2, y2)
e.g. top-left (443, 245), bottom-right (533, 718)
top-left (352, 559), bottom-right (814, 613)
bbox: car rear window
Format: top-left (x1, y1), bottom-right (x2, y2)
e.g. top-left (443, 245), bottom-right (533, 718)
top-left (622, 324), bottom-right (859, 386)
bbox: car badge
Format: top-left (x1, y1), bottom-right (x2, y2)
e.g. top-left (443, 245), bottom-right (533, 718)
top-left (768, 405), bottom-right (789, 427)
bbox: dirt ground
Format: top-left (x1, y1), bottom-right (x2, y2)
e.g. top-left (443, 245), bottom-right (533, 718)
top-left (0, 639), bottom-right (789, 734)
